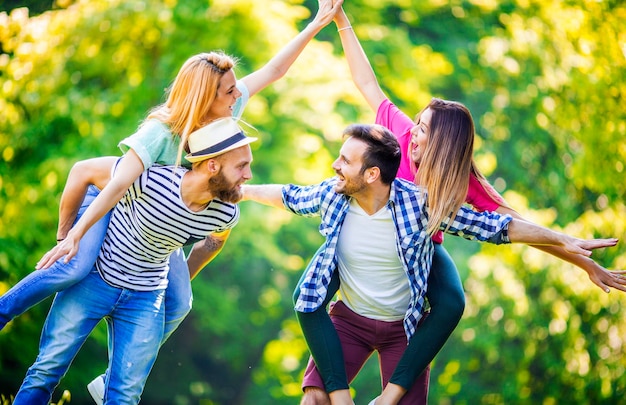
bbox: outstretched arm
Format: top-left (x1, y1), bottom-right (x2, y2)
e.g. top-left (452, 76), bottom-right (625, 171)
top-left (37, 150), bottom-right (145, 269)
top-left (334, 8), bottom-right (386, 112)
top-left (506, 218), bottom-right (618, 256)
top-left (241, 0), bottom-right (343, 97)
top-left (241, 184), bottom-right (286, 209)
top-left (497, 206), bottom-right (626, 293)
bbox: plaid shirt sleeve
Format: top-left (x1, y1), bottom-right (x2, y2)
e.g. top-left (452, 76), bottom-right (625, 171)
top-left (283, 177), bottom-right (348, 314)
top-left (281, 178), bottom-right (338, 217)
top-left (367, 180), bottom-right (514, 341)
top-left (442, 206), bottom-right (512, 243)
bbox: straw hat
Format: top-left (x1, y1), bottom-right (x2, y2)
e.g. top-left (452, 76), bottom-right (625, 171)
top-left (186, 117), bottom-right (257, 163)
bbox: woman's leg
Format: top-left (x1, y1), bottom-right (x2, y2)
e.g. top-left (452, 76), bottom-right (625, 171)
top-left (388, 243), bottom-right (465, 389)
top-left (13, 270), bottom-right (112, 404)
top-left (0, 186), bottom-right (110, 329)
top-left (295, 247), bottom-right (348, 393)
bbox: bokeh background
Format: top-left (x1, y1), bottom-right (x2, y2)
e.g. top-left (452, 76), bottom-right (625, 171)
top-left (1, 0), bottom-right (625, 403)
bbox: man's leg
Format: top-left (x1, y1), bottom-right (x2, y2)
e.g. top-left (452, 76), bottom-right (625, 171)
top-left (12, 270), bottom-right (113, 404)
top-left (377, 314), bottom-right (429, 405)
top-left (88, 248), bottom-right (191, 404)
top-left (301, 300), bottom-right (377, 404)
top-left (162, 248), bottom-right (192, 342)
top-left (105, 288), bottom-right (165, 404)
top-left (0, 186), bottom-right (109, 329)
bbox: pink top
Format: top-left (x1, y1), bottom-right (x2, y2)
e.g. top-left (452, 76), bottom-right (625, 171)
top-left (376, 98), bottom-right (504, 243)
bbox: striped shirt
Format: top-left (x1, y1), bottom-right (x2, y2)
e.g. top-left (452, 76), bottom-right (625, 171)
top-left (285, 177), bottom-right (512, 340)
top-left (96, 163), bottom-right (239, 291)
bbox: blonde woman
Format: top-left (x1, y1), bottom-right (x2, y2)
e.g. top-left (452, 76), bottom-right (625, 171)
top-left (0, 0), bottom-right (343, 402)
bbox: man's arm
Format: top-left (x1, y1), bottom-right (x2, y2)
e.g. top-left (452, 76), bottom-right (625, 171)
top-left (496, 206), bottom-right (626, 293)
top-left (187, 230), bottom-right (231, 280)
top-left (506, 218), bottom-right (618, 258)
top-left (241, 184), bottom-right (286, 209)
top-left (38, 150), bottom-right (145, 269)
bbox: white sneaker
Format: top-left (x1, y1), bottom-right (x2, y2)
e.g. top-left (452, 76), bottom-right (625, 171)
top-left (87, 375), bottom-right (105, 405)
top-left (368, 396), bottom-right (380, 405)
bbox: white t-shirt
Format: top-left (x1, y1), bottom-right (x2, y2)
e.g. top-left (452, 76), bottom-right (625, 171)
top-left (336, 199), bottom-right (410, 321)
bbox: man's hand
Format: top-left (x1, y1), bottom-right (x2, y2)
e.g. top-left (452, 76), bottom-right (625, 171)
top-left (561, 236), bottom-right (618, 257)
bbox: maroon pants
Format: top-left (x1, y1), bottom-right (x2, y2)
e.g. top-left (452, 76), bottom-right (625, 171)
top-left (302, 300), bottom-right (429, 404)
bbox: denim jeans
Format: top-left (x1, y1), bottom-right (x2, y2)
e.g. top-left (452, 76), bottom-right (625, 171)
top-left (163, 248), bottom-right (192, 341)
top-left (0, 186), bottom-right (109, 329)
top-left (0, 186), bottom-right (193, 339)
top-left (13, 270), bottom-right (165, 405)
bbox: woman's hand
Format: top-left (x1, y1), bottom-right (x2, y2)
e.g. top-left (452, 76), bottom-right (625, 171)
top-left (579, 257), bottom-right (626, 294)
top-left (37, 230), bottom-right (81, 270)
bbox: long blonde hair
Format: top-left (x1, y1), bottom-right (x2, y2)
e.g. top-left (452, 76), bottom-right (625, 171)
top-left (415, 98), bottom-right (508, 235)
top-left (147, 51), bottom-right (238, 166)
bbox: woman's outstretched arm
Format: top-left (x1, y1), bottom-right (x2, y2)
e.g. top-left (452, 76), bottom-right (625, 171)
top-left (334, 8), bottom-right (386, 112)
top-left (242, 0), bottom-right (343, 97)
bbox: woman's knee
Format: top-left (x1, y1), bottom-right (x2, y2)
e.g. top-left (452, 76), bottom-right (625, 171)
top-left (439, 286), bottom-right (465, 322)
top-left (429, 245), bottom-right (465, 320)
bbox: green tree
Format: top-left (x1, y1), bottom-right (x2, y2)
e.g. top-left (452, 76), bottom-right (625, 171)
top-left (1, 0), bottom-right (624, 404)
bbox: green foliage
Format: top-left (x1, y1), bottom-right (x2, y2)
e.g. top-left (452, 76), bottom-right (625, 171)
top-left (1, 0), bottom-right (625, 404)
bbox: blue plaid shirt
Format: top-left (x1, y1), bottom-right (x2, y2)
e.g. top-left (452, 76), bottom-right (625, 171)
top-left (284, 177), bottom-right (512, 340)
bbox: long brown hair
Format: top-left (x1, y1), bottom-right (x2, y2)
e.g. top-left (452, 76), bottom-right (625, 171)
top-left (147, 51), bottom-right (238, 167)
top-left (415, 98), bottom-right (508, 235)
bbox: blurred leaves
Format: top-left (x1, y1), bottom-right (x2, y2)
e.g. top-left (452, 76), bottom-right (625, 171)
top-left (1, 0), bottom-right (625, 404)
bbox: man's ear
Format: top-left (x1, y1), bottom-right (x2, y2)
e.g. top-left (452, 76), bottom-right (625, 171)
top-left (365, 166), bottom-right (380, 184)
top-left (206, 159), bottom-right (220, 174)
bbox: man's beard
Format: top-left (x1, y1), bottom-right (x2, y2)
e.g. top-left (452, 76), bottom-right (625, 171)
top-left (335, 173), bottom-right (367, 196)
top-left (209, 171), bottom-right (243, 203)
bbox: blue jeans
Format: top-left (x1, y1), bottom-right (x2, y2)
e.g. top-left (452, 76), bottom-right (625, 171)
top-left (0, 186), bottom-right (193, 340)
top-left (0, 186), bottom-right (109, 329)
top-left (13, 270), bottom-right (165, 405)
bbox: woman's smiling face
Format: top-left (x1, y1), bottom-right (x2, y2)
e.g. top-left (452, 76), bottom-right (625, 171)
top-left (409, 107), bottom-right (432, 165)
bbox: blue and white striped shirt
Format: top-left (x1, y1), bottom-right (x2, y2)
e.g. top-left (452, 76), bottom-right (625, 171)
top-left (96, 164), bottom-right (239, 291)
top-left (285, 177), bottom-right (512, 340)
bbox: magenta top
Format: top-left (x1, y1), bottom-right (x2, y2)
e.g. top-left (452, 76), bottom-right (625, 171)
top-left (376, 98), bottom-right (504, 243)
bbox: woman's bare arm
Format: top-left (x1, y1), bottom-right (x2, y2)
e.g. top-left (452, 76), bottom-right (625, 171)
top-left (37, 150), bottom-right (145, 269)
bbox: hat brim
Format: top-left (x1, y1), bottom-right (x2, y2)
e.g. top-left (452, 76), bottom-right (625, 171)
top-left (185, 136), bottom-right (258, 163)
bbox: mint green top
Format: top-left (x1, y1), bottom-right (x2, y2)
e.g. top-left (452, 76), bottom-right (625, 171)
top-left (118, 81), bottom-right (250, 169)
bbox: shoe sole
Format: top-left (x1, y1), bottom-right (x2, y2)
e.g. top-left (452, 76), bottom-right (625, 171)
top-left (87, 379), bottom-right (104, 405)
